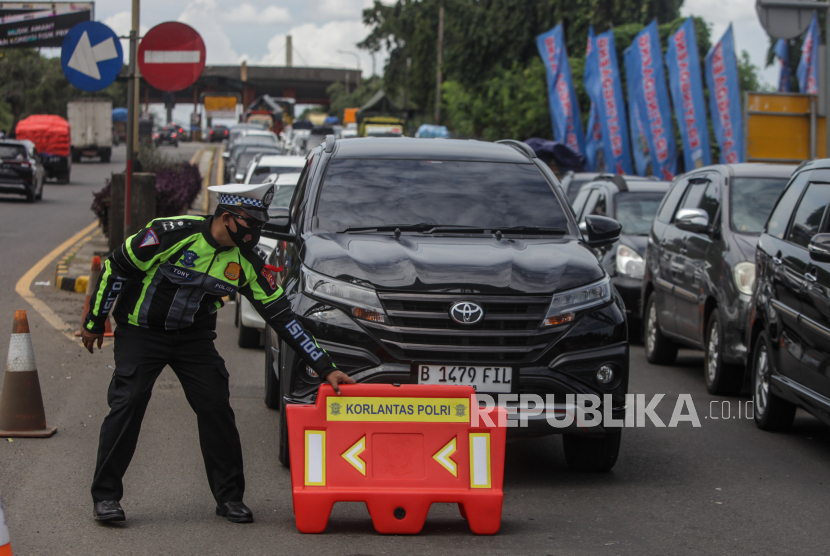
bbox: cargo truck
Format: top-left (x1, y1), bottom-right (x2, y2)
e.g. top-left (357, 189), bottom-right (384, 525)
top-left (67, 98), bottom-right (112, 163)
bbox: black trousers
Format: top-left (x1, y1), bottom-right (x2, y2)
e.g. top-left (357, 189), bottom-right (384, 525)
top-left (91, 325), bottom-right (244, 504)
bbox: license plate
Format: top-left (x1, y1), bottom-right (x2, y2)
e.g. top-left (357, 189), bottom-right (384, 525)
top-left (416, 364), bottom-right (513, 393)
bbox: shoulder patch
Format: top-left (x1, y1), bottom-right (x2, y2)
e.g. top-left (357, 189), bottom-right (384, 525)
top-left (139, 229), bottom-right (159, 248)
top-left (261, 267), bottom-right (278, 290)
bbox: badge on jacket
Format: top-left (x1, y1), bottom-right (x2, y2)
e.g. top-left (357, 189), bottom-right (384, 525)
top-left (225, 262), bottom-right (241, 281)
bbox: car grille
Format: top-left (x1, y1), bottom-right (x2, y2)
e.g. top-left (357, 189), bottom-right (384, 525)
top-left (365, 292), bottom-right (561, 363)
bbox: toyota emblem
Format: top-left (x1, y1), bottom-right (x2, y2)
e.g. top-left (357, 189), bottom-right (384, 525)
top-left (449, 301), bottom-right (484, 324)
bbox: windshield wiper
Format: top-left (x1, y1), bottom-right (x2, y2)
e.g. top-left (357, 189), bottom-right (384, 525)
top-left (341, 224), bottom-right (490, 234)
top-left (494, 226), bottom-right (567, 235)
top-left (341, 223), bottom-right (437, 233)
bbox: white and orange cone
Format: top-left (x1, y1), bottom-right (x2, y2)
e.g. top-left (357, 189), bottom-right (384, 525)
top-left (0, 310), bottom-right (56, 438)
top-left (0, 491), bottom-right (12, 556)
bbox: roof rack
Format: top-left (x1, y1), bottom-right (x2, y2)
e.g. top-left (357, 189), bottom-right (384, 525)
top-left (495, 139), bottom-right (536, 159)
top-left (325, 134), bottom-right (336, 153)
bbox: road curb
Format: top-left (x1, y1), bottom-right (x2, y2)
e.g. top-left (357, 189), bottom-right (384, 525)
top-left (53, 231), bottom-right (97, 293)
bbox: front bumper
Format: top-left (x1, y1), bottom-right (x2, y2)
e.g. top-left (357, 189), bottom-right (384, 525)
top-left (611, 275), bottom-right (643, 327)
top-left (278, 291), bottom-right (629, 437)
top-left (721, 294), bottom-right (752, 365)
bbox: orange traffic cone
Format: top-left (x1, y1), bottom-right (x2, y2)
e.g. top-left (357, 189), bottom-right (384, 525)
top-left (74, 256), bottom-right (113, 338)
top-left (0, 491), bottom-right (12, 556)
top-left (0, 311), bottom-right (56, 438)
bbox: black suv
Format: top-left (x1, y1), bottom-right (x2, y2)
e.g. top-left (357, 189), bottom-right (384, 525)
top-left (570, 175), bottom-right (669, 338)
top-left (262, 137), bottom-right (629, 471)
top-left (750, 160), bottom-right (830, 431)
top-left (642, 163), bottom-right (794, 394)
top-left (0, 140), bottom-right (45, 203)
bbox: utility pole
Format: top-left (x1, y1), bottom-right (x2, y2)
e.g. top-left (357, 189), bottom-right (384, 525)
top-left (286, 35), bottom-right (292, 67)
top-left (125, 0), bottom-right (140, 230)
top-left (404, 57), bottom-right (411, 110)
top-left (434, 5), bottom-right (444, 124)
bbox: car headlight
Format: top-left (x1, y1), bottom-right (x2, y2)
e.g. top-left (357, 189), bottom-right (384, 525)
top-left (543, 276), bottom-right (612, 327)
top-left (615, 244), bottom-right (645, 279)
top-left (733, 261), bottom-right (756, 296)
top-left (302, 266), bottom-right (387, 323)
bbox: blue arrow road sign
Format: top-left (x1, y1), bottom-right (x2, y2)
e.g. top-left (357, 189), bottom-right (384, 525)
top-left (61, 21), bottom-right (123, 92)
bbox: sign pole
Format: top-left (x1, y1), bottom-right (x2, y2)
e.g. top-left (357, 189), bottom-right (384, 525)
top-left (825, 1), bottom-right (830, 158)
top-left (125, 0), bottom-right (140, 231)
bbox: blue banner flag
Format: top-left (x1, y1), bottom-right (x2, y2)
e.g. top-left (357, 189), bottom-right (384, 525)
top-left (585, 28), bottom-right (633, 175)
top-left (584, 27), bottom-right (604, 171)
top-left (624, 20), bottom-right (677, 179)
top-left (666, 17), bottom-right (712, 170)
top-left (536, 24), bottom-right (585, 155)
top-left (773, 38), bottom-right (789, 92)
top-left (797, 12), bottom-right (818, 94)
top-left (705, 24), bottom-right (744, 164)
top-left (625, 60), bottom-right (651, 176)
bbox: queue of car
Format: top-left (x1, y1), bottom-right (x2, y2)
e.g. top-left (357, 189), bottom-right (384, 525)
top-left (222, 127), bottom-right (830, 474)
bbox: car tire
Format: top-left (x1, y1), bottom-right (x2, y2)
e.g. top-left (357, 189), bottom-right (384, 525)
top-left (236, 302), bottom-right (261, 348)
top-left (71, 149), bottom-right (80, 163)
top-left (264, 331), bottom-right (281, 409)
top-left (752, 330), bottom-right (796, 431)
top-left (563, 429), bottom-right (621, 472)
top-left (24, 187), bottom-right (35, 203)
top-left (644, 295), bottom-right (677, 365)
top-left (704, 312), bottom-right (743, 396)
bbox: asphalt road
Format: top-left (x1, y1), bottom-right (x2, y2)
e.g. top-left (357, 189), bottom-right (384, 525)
top-left (1, 147), bottom-right (829, 555)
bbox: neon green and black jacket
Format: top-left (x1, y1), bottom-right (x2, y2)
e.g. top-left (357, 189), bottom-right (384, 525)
top-left (84, 215), bottom-right (337, 377)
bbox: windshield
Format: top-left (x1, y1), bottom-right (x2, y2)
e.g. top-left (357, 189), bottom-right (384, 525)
top-left (316, 159), bottom-right (568, 233)
top-left (614, 192), bottom-right (665, 235)
top-left (251, 165), bottom-right (303, 184)
top-left (731, 177), bottom-right (790, 234)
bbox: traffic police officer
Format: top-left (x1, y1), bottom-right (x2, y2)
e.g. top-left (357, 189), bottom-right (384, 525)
top-left (81, 181), bottom-right (354, 523)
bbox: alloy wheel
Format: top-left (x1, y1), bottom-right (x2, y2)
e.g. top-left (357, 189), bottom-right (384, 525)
top-left (707, 321), bottom-right (719, 382)
top-left (646, 302), bottom-right (657, 356)
top-left (755, 341), bottom-right (770, 416)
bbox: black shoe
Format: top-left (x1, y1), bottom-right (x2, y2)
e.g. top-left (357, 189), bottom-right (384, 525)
top-left (216, 500), bottom-right (254, 523)
top-left (93, 500), bottom-right (125, 522)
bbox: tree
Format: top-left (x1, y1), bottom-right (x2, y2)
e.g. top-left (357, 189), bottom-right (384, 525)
top-left (0, 49), bottom-right (127, 132)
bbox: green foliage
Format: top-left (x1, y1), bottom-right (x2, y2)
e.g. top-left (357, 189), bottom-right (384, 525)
top-left (0, 48), bottom-right (127, 132)
top-left (327, 77), bottom-right (389, 121)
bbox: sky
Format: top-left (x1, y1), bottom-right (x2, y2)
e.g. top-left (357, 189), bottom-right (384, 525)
top-left (89, 0), bottom-right (778, 123)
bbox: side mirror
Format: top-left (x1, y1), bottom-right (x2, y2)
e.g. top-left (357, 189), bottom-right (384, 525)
top-left (675, 208), bottom-right (710, 233)
top-left (262, 207), bottom-right (295, 242)
top-left (809, 233), bottom-right (830, 263)
top-left (234, 173), bottom-right (244, 182)
top-left (222, 151), bottom-right (230, 159)
top-left (583, 215), bottom-right (621, 247)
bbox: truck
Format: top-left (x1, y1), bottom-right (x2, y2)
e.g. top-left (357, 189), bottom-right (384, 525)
top-left (67, 98), bottom-right (112, 163)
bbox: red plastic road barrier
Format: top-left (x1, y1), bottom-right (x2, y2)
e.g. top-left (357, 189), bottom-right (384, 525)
top-left (287, 383), bottom-right (506, 535)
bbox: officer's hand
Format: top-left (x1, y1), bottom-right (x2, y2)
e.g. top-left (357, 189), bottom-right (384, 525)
top-left (325, 369), bottom-right (355, 395)
top-left (81, 329), bottom-right (104, 354)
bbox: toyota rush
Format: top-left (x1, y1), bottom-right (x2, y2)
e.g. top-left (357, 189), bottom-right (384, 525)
top-left (263, 137), bottom-right (629, 471)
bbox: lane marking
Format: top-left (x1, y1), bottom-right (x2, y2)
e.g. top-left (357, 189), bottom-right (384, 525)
top-left (15, 221), bottom-right (98, 341)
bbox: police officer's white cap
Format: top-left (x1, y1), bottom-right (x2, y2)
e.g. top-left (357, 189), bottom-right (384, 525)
top-left (209, 181), bottom-right (275, 210)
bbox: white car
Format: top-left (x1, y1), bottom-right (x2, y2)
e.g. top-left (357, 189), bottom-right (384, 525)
top-left (242, 154), bottom-right (306, 185)
top-left (235, 172), bottom-right (302, 347)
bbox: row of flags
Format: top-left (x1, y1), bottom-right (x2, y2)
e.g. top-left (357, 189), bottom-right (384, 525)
top-left (537, 17), bottom-right (744, 176)
top-left (774, 12), bottom-right (819, 95)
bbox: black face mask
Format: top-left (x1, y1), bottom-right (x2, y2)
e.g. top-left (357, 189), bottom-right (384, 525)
top-left (225, 218), bottom-right (261, 251)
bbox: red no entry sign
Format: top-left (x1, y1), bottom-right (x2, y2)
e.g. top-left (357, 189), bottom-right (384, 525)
top-left (138, 21), bottom-right (206, 92)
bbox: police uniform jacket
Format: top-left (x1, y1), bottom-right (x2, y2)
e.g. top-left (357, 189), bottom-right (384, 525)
top-left (83, 215), bottom-right (336, 378)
